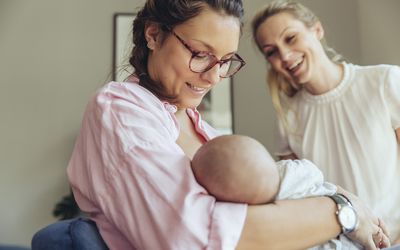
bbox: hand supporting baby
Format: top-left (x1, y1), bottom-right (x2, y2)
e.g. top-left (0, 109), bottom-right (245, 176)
top-left (337, 186), bottom-right (391, 249)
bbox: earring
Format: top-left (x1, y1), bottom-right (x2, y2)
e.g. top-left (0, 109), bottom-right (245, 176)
top-left (147, 42), bottom-right (154, 50)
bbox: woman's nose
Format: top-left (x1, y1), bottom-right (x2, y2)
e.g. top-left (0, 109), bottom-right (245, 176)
top-left (200, 64), bottom-right (221, 85)
top-left (280, 48), bottom-right (294, 62)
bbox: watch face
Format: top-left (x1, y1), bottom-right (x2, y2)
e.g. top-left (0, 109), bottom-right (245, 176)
top-left (339, 206), bottom-right (357, 230)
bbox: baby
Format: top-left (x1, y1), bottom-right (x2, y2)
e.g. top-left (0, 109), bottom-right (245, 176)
top-left (192, 134), bottom-right (281, 205)
top-left (191, 134), bottom-right (337, 203)
top-left (191, 135), bottom-right (361, 250)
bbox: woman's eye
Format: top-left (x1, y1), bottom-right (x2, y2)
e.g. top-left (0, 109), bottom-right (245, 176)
top-left (265, 49), bottom-right (276, 58)
top-left (286, 35), bottom-right (296, 43)
top-left (194, 52), bottom-right (210, 61)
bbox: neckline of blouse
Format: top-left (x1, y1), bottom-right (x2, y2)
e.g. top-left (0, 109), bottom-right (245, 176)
top-left (301, 62), bottom-right (352, 104)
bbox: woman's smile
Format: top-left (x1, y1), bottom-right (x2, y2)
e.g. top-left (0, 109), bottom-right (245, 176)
top-left (185, 82), bottom-right (208, 96)
top-left (286, 55), bottom-right (305, 79)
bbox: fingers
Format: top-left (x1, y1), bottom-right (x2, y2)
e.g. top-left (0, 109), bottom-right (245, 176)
top-left (373, 224), bottom-right (391, 249)
top-left (372, 227), bottom-right (382, 249)
top-left (365, 237), bottom-right (378, 250)
top-left (375, 226), bottom-right (381, 236)
top-left (379, 233), bottom-right (391, 249)
top-left (373, 227), bottom-right (382, 247)
top-left (378, 218), bottom-right (390, 239)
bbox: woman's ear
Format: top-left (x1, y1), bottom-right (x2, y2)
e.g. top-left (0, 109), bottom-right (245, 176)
top-left (144, 22), bottom-right (160, 50)
top-left (312, 21), bottom-right (324, 40)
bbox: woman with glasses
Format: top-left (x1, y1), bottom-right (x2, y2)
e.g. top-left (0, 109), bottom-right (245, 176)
top-left (66, 0), bottom-right (385, 249)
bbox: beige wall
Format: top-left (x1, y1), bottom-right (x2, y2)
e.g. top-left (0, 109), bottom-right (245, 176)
top-left (0, 0), bottom-right (399, 247)
top-left (0, 0), bottom-right (144, 246)
top-left (358, 0), bottom-right (400, 65)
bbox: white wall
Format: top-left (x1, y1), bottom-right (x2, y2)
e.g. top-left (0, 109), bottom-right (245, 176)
top-left (0, 0), bottom-right (143, 246)
top-left (0, 0), bottom-right (399, 247)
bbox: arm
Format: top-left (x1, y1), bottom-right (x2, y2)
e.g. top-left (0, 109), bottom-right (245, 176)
top-left (236, 197), bottom-right (340, 250)
top-left (237, 194), bottom-right (385, 250)
top-left (396, 128), bottom-right (400, 143)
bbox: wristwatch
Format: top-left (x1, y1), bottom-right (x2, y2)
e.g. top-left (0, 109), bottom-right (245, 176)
top-left (327, 193), bottom-right (358, 234)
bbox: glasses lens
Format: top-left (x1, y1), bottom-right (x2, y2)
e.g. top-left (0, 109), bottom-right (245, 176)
top-left (190, 53), bottom-right (244, 77)
top-left (190, 52), bottom-right (214, 72)
top-left (220, 59), bottom-right (243, 78)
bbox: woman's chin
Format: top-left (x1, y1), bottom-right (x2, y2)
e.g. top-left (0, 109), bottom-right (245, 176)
top-left (177, 100), bottom-right (202, 110)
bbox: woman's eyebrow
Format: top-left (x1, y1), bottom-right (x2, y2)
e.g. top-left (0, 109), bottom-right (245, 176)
top-left (190, 38), bottom-right (238, 56)
top-left (260, 26), bottom-right (292, 49)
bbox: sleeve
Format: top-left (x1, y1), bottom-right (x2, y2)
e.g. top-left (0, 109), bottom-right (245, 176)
top-left (274, 116), bottom-right (294, 156)
top-left (71, 89), bottom-right (247, 250)
top-left (385, 66), bottom-right (400, 129)
top-left (276, 159), bottom-right (336, 200)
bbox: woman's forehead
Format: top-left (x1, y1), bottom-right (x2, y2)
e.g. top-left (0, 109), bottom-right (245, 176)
top-left (175, 8), bottom-right (241, 54)
top-left (256, 13), bottom-right (305, 41)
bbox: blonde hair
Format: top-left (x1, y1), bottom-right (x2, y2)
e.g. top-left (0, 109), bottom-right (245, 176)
top-left (251, 0), bottom-right (343, 131)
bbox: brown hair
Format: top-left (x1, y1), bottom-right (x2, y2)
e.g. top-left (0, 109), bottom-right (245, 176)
top-left (251, 0), bottom-right (343, 131)
top-left (130, 0), bottom-right (244, 101)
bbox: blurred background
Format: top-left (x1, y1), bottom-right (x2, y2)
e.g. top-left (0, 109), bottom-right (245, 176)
top-left (1, 0), bottom-right (399, 247)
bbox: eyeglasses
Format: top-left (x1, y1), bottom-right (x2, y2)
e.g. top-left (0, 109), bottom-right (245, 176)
top-left (169, 29), bottom-right (245, 78)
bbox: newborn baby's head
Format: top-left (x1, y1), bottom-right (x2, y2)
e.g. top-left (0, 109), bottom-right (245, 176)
top-left (192, 135), bottom-right (279, 205)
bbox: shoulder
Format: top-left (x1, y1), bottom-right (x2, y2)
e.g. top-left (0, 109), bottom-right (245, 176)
top-left (83, 80), bottom-right (179, 141)
top-left (347, 63), bottom-right (400, 89)
top-left (94, 81), bottom-right (164, 112)
top-left (90, 80), bottom-right (171, 120)
top-left (350, 63), bottom-right (398, 78)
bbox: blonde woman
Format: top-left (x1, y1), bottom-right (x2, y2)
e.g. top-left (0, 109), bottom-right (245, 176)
top-left (252, 0), bottom-right (400, 244)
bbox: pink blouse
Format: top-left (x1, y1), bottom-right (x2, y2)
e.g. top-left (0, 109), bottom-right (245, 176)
top-left (67, 78), bottom-right (247, 250)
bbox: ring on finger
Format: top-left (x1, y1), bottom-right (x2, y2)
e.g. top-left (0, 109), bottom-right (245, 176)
top-left (379, 237), bottom-right (383, 247)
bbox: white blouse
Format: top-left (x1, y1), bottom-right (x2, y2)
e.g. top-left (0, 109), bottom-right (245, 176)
top-left (275, 63), bottom-right (400, 240)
